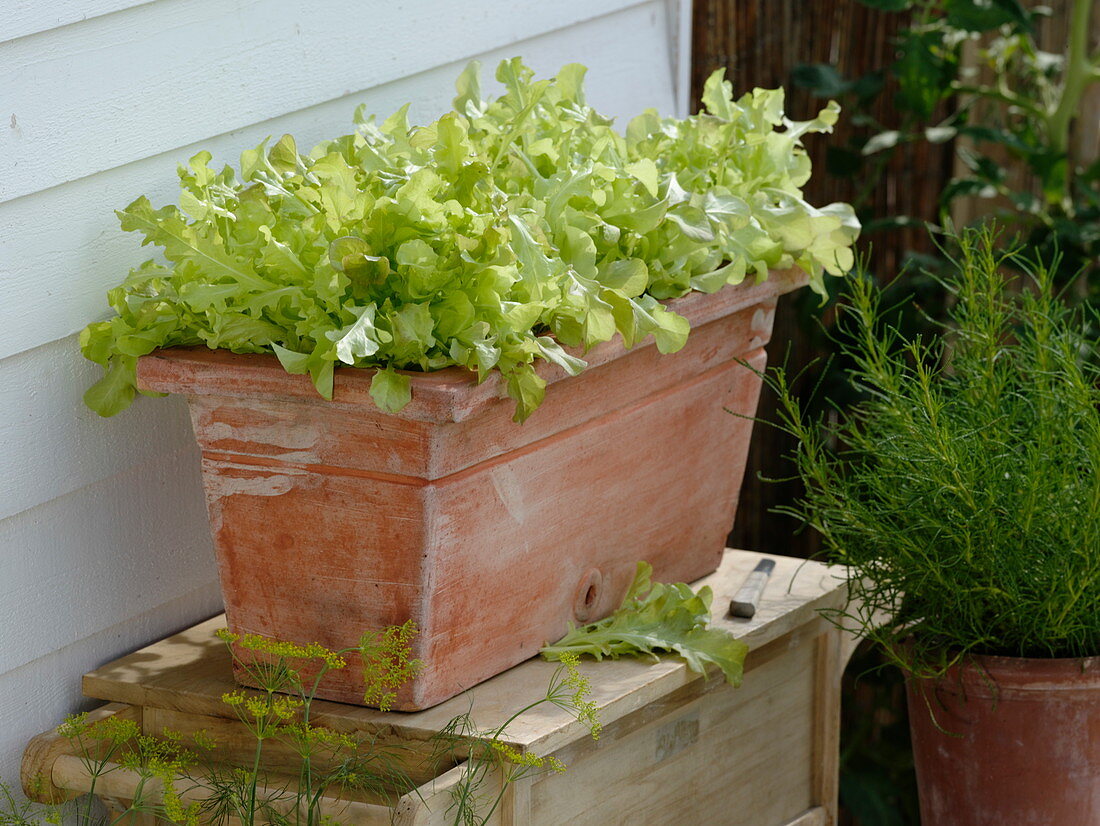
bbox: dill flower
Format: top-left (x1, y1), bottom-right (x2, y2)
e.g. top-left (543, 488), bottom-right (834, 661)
top-left (61, 714), bottom-right (140, 747)
top-left (237, 634), bottom-right (347, 669)
top-left (278, 723), bottom-right (357, 756)
top-left (359, 620), bottom-right (423, 711)
top-left (489, 742), bottom-right (567, 774)
top-left (556, 652), bottom-right (601, 740)
top-left (220, 691), bottom-right (245, 707)
top-left (56, 713), bottom-right (90, 739)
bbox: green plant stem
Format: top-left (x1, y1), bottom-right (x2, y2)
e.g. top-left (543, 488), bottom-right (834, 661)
top-left (245, 699), bottom-right (270, 825)
top-left (1047, 0), bottom-right (1096, 161)
top-left (950, 84), bottom-right (1045, 119)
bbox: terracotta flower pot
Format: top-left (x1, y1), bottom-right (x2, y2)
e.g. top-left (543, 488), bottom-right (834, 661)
top-left (137, 270), bottom-right (806, 709)
top-left (906, 653), bottom-right (1100, 825)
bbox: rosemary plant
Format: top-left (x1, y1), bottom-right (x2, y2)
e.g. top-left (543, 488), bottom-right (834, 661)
top-left (769, 227), bottom-right (1100, 676)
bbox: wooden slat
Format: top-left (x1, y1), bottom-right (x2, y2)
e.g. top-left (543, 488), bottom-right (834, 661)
top-left (141, 706), bottom-right (452, 787)
top-left (0, 1), bottom-right (675, 363)
top-left (49, 754), bottom-right (395, 825)
top-left (0, 454), bottom-right (219, 674)
top-left (527, 635), bottom-right (818, 825)
top-left (0, 338), bottom-right (196, 523)
top-left (0, 0), bottom-right (154, 44)
top-left (21, 702), bottom-right (140, 803)
top-left (0, 0), bottom-right (649, 205)
top-left (82, 551), bottom-right (850, 753)
top-left (783, 808), bottom-right (828, 826)
top-left (811, 632), bottom-right (843, 823)
top-left (391, 761), bottom-right (504, 826)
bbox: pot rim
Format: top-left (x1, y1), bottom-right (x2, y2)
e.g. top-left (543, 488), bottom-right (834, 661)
top-left (909, 650), bottom-right (1100, 697)
top-left (135, 267), bottom-right (807, 423)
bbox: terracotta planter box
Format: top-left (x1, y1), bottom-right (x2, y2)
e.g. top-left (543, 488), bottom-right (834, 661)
top-left (137, 269), bottom-right (806, 710)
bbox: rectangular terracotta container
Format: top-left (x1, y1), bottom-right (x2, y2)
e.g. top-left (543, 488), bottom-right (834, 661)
top-left (137, 269), bottom-right (807, 710)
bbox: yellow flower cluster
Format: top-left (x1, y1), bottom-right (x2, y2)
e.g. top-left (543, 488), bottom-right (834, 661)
top-left (242, 634), bottom-right (347, 669)
top-left (359, 620), bottom-right (423, 711)
top-left (161, 783), bottom-right (201, 826)
top-left (279, 722), bottom-right (357, 754)
top-left (215, 627), bottom-right (348, 669)
top-left (252, 694), bottom-right (302, 721)
top-left (56, 712), bottom-right (89, 739)
top-left (557, 652), bottom-right (602, 741)
top-left (57, 712), bottom-right (141, 747)
top-left (221, 689), bottom-right (300, 717)
top-left (489, 741), bottom-right (566, 774)
top-left (107, 729), bottom-right (201, 825)
top-left (118, 733), bottom-right (194, 775)
top-left (221, 690), bottom-right (245, 707)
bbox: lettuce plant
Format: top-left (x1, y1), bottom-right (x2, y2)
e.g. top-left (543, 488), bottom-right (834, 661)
top-left (81, 59), bottom-right (858, 421)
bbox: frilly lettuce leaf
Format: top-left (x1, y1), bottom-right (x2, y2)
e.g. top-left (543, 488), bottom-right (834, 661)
top-left (541, 562), bottom-right (749, 687)
top-left (82, 60), bottom-right (858, 420)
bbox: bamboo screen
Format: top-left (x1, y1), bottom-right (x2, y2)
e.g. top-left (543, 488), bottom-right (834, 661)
top-left (690, 0), bottom-right (957, 557)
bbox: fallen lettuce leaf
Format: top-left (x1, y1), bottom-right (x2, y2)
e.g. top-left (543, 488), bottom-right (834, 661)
top-left (541, 562), bottom-right (749, 687)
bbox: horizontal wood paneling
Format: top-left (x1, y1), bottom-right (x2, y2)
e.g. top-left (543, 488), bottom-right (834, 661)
top-left (0, 450), bottom-right (217, 674)
top-left (0, 0), bottom-right (154, 43)
top-left (0, 336), bottom-right (196, 522)
top-left (0, 0), bottom-right (674, 362)
top-left (0, 0), bottom-right (648, 205)
top-left (0, 583), bottom-right (222, 788)
top-left (0, 0), bottom-right (683, 791)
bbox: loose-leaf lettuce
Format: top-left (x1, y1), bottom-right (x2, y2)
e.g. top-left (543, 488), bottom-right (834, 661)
top-left (540, 562), bottom-right (749, 687)
top-left (82, 60), bottom-right (858, 421)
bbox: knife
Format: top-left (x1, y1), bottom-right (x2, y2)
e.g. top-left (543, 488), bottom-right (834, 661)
top-left (728, 558), bottom-right (775, 619)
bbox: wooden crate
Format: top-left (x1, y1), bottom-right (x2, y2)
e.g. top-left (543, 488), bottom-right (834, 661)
top-left (23, 550), bottom-right (857, 825)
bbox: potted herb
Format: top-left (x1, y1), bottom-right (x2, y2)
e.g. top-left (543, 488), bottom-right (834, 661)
top-left (770, 228), bottom-right (1100, 823)
top-left (79, 59), bottom-right (858, 709)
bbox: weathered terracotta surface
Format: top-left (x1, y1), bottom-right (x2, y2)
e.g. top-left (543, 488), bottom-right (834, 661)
top-left (907, 654), bottom-right (1100, 825)
top-left (138, 270), bottom-right (806, 709)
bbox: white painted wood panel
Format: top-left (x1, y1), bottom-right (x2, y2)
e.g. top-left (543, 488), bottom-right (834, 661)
top-left (0, 584), bottom-right (222, 790)
top-left (1, 1), bottom-right (675, 361)
top-left (0, 336), bottom-right (196, 523)
top-left (1, 0), bottom-right (154, 44)
top-left (0, 0), bottom-right (647, 204)
top-left (0, 450), bottom-right (217, 673)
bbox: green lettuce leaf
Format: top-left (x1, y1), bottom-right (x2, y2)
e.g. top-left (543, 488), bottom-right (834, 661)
top-left (370, 367), bottom-right (411, 413)
top-left (541, 562), bottom-right (749, 687)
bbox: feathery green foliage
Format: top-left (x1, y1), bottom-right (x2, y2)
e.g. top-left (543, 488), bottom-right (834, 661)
top-left (80, 59), bottom-right (858, 421)
top-left (770, 227), bottom-right (1100, 675)
top-left (436, 652), bottom-right (600, 825)
top-left (7, 623), bottom-right (601, 826)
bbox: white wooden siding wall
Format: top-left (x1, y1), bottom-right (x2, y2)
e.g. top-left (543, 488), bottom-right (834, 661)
top-left (0, 0), bottom-right (691, 793)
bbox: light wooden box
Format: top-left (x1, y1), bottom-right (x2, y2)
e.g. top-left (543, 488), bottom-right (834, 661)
top-left (23, 551), bottom-right (857, 826)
